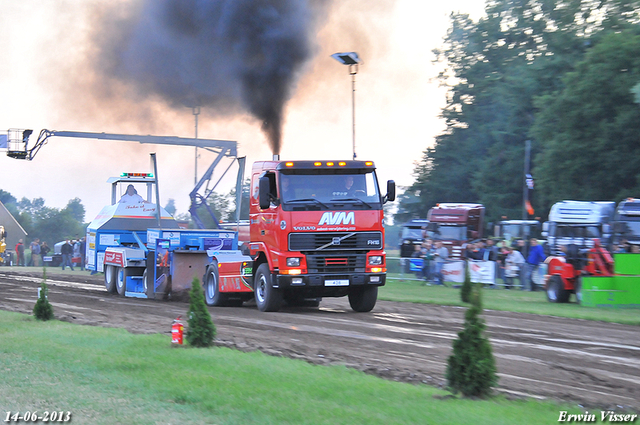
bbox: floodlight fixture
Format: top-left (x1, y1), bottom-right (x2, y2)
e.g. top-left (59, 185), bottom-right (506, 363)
top-left (331, 52), bottom-right (361, 160)
top-left (331, 52), bottom-right (361, 66)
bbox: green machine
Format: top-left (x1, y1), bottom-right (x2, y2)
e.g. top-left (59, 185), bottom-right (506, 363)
top-left (581, 253), bottom-right (640, 308)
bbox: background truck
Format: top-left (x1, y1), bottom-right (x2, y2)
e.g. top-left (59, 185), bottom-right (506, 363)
top-left (494, 219), bottom-right (541, 243)
top-left (425, 203), bottom-right (485, 258)
top-left (247, 158), bottom-right (395, 312)
top-left (399, 218), bottom-right (429, 258)
top-left (542, 200), bottom-right (615, 256)
top-left (612, 198), bottom-right (640, 248)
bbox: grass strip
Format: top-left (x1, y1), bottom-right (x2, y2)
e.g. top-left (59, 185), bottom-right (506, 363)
top-left (380, 276), bottom-right (640, 326)
top-left (0, 310), bottom-right (579, 425)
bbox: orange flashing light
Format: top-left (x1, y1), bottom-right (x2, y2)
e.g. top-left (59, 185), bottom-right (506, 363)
top-left (314, 162), bottom-right (322, 166)
top-left (327, 162), bottom-right (334, 166)
top-left (365, 161), bottom-right (373, 166)
top-left (285, 162), bottom-right (294, 167)
top-left (338, 162), bottom-right (346, 166)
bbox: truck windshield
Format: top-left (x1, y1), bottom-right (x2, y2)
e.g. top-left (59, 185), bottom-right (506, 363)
top-left (402, 227), bottom-right (424, 240)
top-left (279, 171), bottom-right (382, 210)
top-left (618, 221), bottom-right (640, 238)
top-left (501, 224), bottom-right (525, 240)
top-left (556, 225), bottom-right (600, 238)
top-left (427, 226), bottom-right (467, 241)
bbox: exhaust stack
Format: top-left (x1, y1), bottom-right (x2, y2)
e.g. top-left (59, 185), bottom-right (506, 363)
top-left (273, 154), bottom-right (280, 161)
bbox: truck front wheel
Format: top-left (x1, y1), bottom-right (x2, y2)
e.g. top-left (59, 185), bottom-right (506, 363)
top-left (254, 263), bottom-right (282, 312)
top-left (349, 286), bottom-right (378, 312)
top-left (546, 275), bottom-right (569, 303)
top-left (105, 265), bottom-right (117, 294)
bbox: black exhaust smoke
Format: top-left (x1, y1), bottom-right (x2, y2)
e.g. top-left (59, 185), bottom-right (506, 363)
top-left (95, 0), bottom-right (328, 154)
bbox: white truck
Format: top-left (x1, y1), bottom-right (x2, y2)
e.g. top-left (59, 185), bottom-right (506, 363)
top-left (542, 200), bottom-right (615, 255)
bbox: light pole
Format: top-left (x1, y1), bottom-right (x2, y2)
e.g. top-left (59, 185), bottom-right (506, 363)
top-left (332, 52), bottom-right (361, 160)
top-left (193, 106), bottom-right (200, 185)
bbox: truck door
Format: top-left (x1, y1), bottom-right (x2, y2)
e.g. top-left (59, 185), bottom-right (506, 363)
top-left (251, 171), bottom-right (280, 261)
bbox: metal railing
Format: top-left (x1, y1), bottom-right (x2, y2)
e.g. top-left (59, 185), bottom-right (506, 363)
top-left (386, 256), bottom-right (547, 289)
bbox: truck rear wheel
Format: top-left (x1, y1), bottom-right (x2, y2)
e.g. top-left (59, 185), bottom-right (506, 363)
top-left (116, 267), bottom-right (127, 296)
top-left (204, 262), bottom-right (227, 307)
top-left (349, 286), bottom-right (378, 312)
top-left (105, 265), bottom-right (117, 294)
top-left (254, 263), bottom-right (282, 312)
top-left (546, 275), bottom-right (570, 303)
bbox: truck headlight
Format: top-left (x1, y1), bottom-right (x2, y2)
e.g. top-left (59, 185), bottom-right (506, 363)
top-left (369, 256), bottom-right (383, 265)
top-left (286, 257), bottom-right (301, 267)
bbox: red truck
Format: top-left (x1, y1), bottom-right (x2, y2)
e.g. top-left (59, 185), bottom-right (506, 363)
top-left (247, 158), bottom-right (395, 312)
top-left (426, 203), bottom-right (485, 258)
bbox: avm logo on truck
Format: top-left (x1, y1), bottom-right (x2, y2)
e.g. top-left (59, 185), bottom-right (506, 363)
top-left (318, 212), bottom-right (355, 226)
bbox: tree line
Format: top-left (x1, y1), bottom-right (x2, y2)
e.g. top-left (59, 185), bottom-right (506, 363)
top-left (394, 0), bottom-right (640, 225)
top-left (0, 189), bottom-right (87, 246)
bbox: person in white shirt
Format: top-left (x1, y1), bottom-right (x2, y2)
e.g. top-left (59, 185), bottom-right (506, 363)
top-left (504, 247), bottom-right (525, 290)
top-left (119, 184), bottom-right (145, 204)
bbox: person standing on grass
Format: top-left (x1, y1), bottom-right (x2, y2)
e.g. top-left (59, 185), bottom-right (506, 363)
top-left (504, 247), bottom-right (525, 290)
top-left (40, 241), bottom-right (50, 264)
top-left (15, 239), bottom-right (25, 266)
top-left (79, 237), bottom-right (86, 271)
top-left (61, 239), bottom-right (74, 271)
top-left (525, 238), bottom-right (545, 291)
top-left (30, 238), bottom-right (41, 267)
top-left (433, 240), bottom-right (449, 286)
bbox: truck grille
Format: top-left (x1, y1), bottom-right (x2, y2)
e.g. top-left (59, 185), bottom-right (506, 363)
top-left (289, 232), bottom-right (382, 251)
top-left (306, 253), bottom-right (366, 273)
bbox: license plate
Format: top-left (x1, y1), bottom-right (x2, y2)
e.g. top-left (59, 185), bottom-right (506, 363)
top-left (325, 279), bottom-right (349, 287)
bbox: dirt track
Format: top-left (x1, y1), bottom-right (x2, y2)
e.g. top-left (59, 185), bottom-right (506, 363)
top-left (1, 270), bottom-right (638, 412)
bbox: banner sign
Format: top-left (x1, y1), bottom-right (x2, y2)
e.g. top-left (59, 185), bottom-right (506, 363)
top-left (442, 260), bottom-right (465, 283)
top-left (468, 260), bottom-right (496, 284)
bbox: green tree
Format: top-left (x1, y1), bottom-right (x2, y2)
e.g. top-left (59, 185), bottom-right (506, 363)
top-left (12, 195), bottom-right (87, 244)
top-left (226, 178), bottom-right (251, 222)
top-left (186, 277), bottom-right (216, 347)
top-left (33, 271), bottom-right (54, 321)
top-left (446, 285), bottom-right (497, 397)
top-left (192, 192), bottom-right (231, 228)
top-left (460, 265), bottom-right (472, 304)
top-left (397, 0), bottom-right (640, 224)
top-left (532, 31), bottom-right (640, 205)
top-left (64, 198), bottom-right (85, 223)
top-left (164, 198), bottom-right (177, 216)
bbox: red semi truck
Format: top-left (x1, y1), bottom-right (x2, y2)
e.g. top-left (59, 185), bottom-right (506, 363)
top-left (245, 158), bottom-right (395, 312)
top-left (426, 203), bottom-right (485, 258)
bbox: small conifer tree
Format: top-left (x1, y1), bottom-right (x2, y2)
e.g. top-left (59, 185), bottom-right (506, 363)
top-left (33, 270), bottom-right (54, 321)
top-left (186, 277), bottom-right (216, 347)
top-left (460, 264), bottom-right (472, 303)
top-left (446, 283), bottom-right (497, 397)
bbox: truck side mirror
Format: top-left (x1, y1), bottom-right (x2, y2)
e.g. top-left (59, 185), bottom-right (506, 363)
top-left (259, 176), bottom-right (271, 210)
top-left (384, 180), bottom-right (396, 203)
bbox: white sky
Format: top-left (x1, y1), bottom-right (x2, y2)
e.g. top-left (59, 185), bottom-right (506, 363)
top-left (0, 0), bottom-right (485, 222)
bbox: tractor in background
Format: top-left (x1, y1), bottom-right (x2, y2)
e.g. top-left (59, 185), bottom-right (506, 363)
top-left (544, 239), bottom-right (614, 303)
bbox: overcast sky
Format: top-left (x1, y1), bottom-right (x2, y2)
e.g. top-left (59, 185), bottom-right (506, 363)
top-left (0, 0), bottom-right (485, 222)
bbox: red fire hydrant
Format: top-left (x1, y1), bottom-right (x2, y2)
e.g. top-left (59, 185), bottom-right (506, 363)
top-left (171, 316), bottom-right (184, 346)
